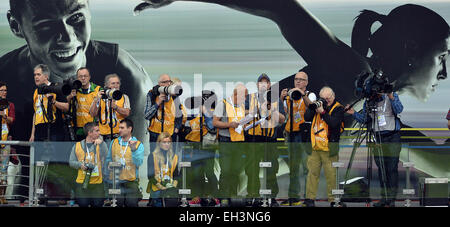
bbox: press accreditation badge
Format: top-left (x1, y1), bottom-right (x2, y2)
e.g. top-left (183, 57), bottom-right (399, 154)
top-left (294, 112), bottom-right (302, 123)
top-left (378, 115), bottom-right (387, 127)
top-left (2, 123), bottom-right (8, 135)
top-left (91, 165), bottom-right (99, 177)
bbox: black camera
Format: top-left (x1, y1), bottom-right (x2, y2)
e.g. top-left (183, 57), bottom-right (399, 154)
top-left (101, 88), bottom-right (123, 100)
top-left (288, 89), bottom-right (303, 101)
top-left (82, 162), bottom-right (96, 189)
top-left (309, 98), bottom-right (327, 110)
top-left (185, 90), bottom-right (217, 110)
top-left (355, 69), bottom-right (393, 99)
top-left (37, 78), bottom-right (82, 96)
top-left (0, 98), bottom-right (8, 111)
top-left (152, 84), bottom-right (183, 97)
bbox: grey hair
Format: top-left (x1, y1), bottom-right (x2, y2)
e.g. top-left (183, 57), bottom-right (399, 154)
top-left (104, 73), bottom-right (120, 88)
top-left (34, 64), bottom-right (50, 77)
top-left (319, 86), bottom-right (335, 97)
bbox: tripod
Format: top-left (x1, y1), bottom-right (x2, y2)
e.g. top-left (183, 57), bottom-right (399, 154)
top-left (343, 98), bottom-right (389, 206)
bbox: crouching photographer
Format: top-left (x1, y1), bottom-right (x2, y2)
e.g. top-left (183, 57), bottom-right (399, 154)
top-left (304, 86), bottom-right (344, 207)
top-left (69, 122), bottom-right (108, 207)
top-left (346, 77), bottom-right (403, 207)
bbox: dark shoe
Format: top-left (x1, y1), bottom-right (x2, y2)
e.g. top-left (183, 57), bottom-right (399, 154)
top-left (373, 201), bottom-right (388, 207)
top-left (252, 198), bottom-right (263, 207)
top-left (303, 199), bottom-right (315, 207)
top-left (245, 198), bottom-right (253, 207)
top-left (269, 198), bottom-right (279, 207)
top-left (290, 198), bottom-right (302, 206)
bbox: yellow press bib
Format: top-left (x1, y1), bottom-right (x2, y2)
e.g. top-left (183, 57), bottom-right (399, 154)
top-left (1, 108), bottom-right (9, 142)
top-left (151, 152), bottom-right (178, 192)
top-left (311, 102), bottom-right (343, 151)
top-left (246, 93), bottom-right (277, 137)
top-left (76, 85), bottom-right (100, 127)
top-left (148, 96), bottom-right (176, 135)
top-left (110, 138), bottom-right (141, 182)
top-left (75, 142), bottom-right (102, 184)
top-left (33, 89), bottom-right (57, 125)
top-left (98, 96), bottom-right (125, 135)
top-left (285, 96), bottom-right (306, 132)
top-left (224, 99), bottom-right (245, 142)
top-left (185, 115), bottom-right (208, 142)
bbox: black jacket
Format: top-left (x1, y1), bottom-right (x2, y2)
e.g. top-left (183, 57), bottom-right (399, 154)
top-left (305, 100), bottom-right (344, 143)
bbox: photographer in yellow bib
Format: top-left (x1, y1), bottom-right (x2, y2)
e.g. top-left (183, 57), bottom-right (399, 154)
top-left (69, 122), bottom-right (108, 207)
top-left (105, 118), bottom-right (144, 207)
top-left (304, 86), bottom-right (344, 207)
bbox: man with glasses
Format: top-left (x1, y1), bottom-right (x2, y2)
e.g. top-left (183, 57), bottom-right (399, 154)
top-left (279, 70), bottom-right (316, 206)
top-left (144, 74), bottom-right (183, 152)
top-left (66, 67), bottom-right (102, 141)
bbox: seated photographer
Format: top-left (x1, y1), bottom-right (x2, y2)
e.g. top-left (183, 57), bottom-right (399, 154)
top-left (105, 118), bottom-right (144, 207)
top-left (69, 122), bottom-right (108, 207)
top-left (144, 74), bottom-right (183, 151)
top-left (147, 132), bottom-right (180, 207)
top-left (244, 73), bottom-right (285, 207)
top-left (183, 91), bottom-right (219, 207)
top-left (279, 71), bottom-right (316, 206)
top-left (213, 83), bottom-right (248, 207)
top-left (346, 90), bottom-right (403, 207)
top-left (66, 67), bottom-right (102, 141)
top-left (89, 74), bottom-right (131, 145)
top-left (29, 64), bottom-right (68, 142)
top-left (304, 86), bottom-right (344, 207)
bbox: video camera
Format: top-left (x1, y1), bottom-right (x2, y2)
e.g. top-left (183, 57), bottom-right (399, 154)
top-left (101, 88), bottom-right (123, 100)
top-left (309, 98), bottom-right (327, 110)
top-left (152, 84), bottom-right (183, 97)
top-left (0, 98), bottom-right (8, 111)
top-left (37, 78), bottom-right (82, 96)
top-left (354, 69), bottom-right (393, 99)
top-left (185, 90), bottom-right (217, 110)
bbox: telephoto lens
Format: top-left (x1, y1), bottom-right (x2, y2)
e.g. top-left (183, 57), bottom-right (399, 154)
top-left (82, 163), bottom-right (95, 189)
top-left (288, 89), bottom-right (303, 100)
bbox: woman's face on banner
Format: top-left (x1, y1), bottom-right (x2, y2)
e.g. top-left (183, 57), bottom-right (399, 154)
top-left (405, 37), bottom-right (449, 101)
top-left (18, 0), bottom-right (91, 77)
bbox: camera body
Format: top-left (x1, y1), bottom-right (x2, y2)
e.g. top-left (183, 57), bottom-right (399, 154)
top-left (185, 90), bottom-right (216, 110)
top-left (355, 69), bottom-right (393, 99)
top-left (101, 88), bottom-right (123, 100)
top-left (82, 162), bottom-right (96, 189)
top-left (37, 79), bottom-right (82, 96)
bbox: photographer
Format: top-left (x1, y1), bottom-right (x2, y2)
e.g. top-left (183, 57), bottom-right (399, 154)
top-left (69, 122), bottom-right (108, 207)
top-left (90, 74), bottom-right (131, 144)
top-left (213, 83), bottom-right (248, 207)
top-left (144, 74), bottom-right (183, 152)
top-left (66, 67), bottom-right (102, 141)
top-left (279, 71), bottom-right (316, 206)
top-left (147, 132), bottom-right (180, 207)
top-left (244, 73), bottom-right (285, 207)
top-left (184, 91), bottom-right (219, 207)
top-left (0, 81), bottom-right (15, 205)
top-left (346, 91), bottom-right (403, 207)
top-left (304, 86), bottom-right (344, 207)
top-left (105, 119), bottom-right (144, 207)
top-left (29, 64), bottom-right (68, 142)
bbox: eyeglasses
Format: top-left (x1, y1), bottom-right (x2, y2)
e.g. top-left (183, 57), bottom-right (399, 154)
top-left (294, 78), bottom-right (307, 82)
top-left (159, 80), bottom-right (172, 84)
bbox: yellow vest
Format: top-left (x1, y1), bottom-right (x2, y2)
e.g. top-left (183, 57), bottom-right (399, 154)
top-left (1, 108), bottom-right (9, 142)
top-left (224, 99), bottom-right (245, 142)
top-left (151, 151), bottom-right (178, 192)
top-left (285, 96), bottom-right (307, 132)
top-left (311, 102), bottom-right (342, 151)
top-left (98, 96), bottom-right (126, 135)
top-left (75, 142), bottom-right (102, 184)
top-left (148, 96), bottom-right (176, 135)
top-left (181, 104), bottom-right (188, 125)
top-left (33, 89), bottom-right (57, 125)
top-left (246, 93), bottom-right (277, 137)
top-left (76, 85), bottom-right (100, 127)
top-left (185, 115), bottom-right (208, 142)
top-left (109, 138), bottom-right (141, 182)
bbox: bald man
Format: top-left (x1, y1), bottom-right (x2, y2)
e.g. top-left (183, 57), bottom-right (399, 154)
top-left (303, 86), bottom-right (344, 207)
top-left (213, 83), bottom-right (248, 207)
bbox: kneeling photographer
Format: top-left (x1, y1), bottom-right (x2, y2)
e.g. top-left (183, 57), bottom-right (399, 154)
top-left (346, 71), bottom-right (404, 207)
top-left (69, 122), bottom-right (108, 207)
top-left (304, 86), bottom-right (344, 207)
